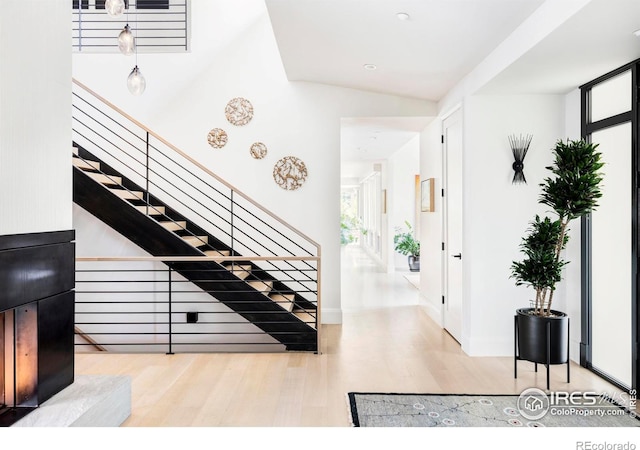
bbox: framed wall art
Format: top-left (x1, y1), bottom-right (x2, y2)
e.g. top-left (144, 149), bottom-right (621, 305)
top-left (421, 178), bottom-right (435, 212)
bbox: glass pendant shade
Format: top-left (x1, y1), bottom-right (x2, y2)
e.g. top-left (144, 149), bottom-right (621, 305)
top-left (127, 66), bottom-right (146, 95)
top-left (118, 25), bottom-right (135, 55)
top-left (105, 0), bottom-right (125, 17)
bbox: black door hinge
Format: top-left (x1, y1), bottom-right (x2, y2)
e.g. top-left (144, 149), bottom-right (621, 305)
top-left (441, 188), bottom-right (445, 197)
top-left (442, 295), bottom-right (445, 305)
top-left (441, 135), bottom-right (444, 144)
top-left (442, 242), bottom-right (445, 251)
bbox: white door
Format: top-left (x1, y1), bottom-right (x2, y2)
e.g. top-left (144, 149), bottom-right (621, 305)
top-left (443, 109), bottom-right (463, 343)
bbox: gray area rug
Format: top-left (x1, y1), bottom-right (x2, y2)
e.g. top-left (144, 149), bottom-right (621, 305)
top-left (347, 393), bottom-right (639, 427)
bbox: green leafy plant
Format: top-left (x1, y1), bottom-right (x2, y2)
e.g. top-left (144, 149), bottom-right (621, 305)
top-left (340, 213), bottom-right (361, 245)
top-left (393, 221), bottom-right (420, 256)
top-left (511, 139), bottom-right (604, 316)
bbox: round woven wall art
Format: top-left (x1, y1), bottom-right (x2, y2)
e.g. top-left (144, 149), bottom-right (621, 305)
top-left (225, 97), bottom-right (254, 126)
top-left (273, 156), bottom-right (308, 191)
top-left (207, 128), bottom-right (228, 149)
top-left (250, 142), bottom-right (267, 160)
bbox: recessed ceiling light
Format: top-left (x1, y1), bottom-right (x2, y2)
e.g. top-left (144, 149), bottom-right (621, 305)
top-left (396, 12), bottom-right (410, 21)
top-left (363, 64), bottom-right (377, 71)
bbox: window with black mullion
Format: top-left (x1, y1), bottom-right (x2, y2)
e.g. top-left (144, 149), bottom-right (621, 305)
top-left (72, 0), bottom-right (89, 9)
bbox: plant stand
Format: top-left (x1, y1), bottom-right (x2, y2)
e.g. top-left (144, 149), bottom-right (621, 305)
top-left (408, 255), bottom-right (420, 272)
top-left (514, 315), bottom-right (570, 390)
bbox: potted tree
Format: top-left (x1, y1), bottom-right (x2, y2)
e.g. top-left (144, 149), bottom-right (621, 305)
top-left (394, 221), bottom-right (420, 272)
top-left (511, 139), bottom-right (604, 381)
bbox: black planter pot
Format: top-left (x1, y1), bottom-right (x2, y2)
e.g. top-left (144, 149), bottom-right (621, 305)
top-left (408, 255), bottom-right (420, 272)
top-left (516, 308), bottom-right (568, 364)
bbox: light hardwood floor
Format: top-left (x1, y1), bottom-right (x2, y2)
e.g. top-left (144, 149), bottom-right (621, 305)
top-left (75, 246), bottom-right (629, 427)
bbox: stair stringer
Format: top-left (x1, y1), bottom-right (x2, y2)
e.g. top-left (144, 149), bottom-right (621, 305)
top-left (73, 166), bottom-right (317, 351)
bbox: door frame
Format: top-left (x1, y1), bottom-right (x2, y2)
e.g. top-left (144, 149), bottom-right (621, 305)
top-left (441, 107), bottom-right (463, 344)
top-left (580, 59), bottom-right (639, 392)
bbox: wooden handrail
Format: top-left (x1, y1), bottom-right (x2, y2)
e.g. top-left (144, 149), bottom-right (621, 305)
top-left (76, 255), bottom-right (320, 262)
top-left (72, 78), bottom-right (321, 251)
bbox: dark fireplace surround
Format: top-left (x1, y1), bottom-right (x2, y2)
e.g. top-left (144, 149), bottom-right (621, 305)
top-left (0, 230), bottom-right (75, 426)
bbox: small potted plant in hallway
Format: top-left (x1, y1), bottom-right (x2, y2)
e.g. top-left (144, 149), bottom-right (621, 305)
top-left (394, 221), bottom-right (420, 272)
top-left (511, 139), bottom-right (604, 382)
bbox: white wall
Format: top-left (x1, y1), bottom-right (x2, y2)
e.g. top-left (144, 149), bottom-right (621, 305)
top-left (461, 94), bottom-right (568, 356)
top-left (0, 0), bottom-right (71, 235)
top-left (72, 3), bottom-right (435, 324)
top-left (386, 136), bottom-right (420, 271)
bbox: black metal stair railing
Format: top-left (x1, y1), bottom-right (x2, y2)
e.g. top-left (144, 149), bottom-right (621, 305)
top-left (72, 78), bottom-right (321, 352)
top-left (72, 145), bottom-right (319, 351)
top-left (75, 256), bottom-right (319, 353)
top-left (73, 0), bottom-right (189, 53)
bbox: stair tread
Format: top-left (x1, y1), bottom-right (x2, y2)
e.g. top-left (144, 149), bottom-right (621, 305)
top-left (182, 235), bottom-right (208, 247)
top-left (135, 205), bottom-right (165, 215)
top-left (159, 221), bottom-right (187, 231)
top-left (72, 147), bottom-right (79, 155)
top-left (224, 264), bottom-right (251, 279)
top-left (224, 263), bottom-right (251, 269)
top-left (110, 189), bottom-right (144, 200)
top-left (204, 249), bottom-right (231, 257)
top-left (86, 172), bottom-right (122, 186)
top-left (248, 280), bottom-right (273, 293)
top-left (72, 157), bottom-right (101, 171)
top-left (293, 309), bottom-right (316, 328)
top-left (270, 293), bottom-right (295, 300)
top-left (270, 294), bottom-right (295, 312)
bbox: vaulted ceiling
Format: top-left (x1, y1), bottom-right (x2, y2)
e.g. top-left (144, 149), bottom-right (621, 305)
top-left (264, 0), bottom-right (640, 167)
top-left (265, 0), bottom-right (545, 101)
top-left (266, 0), bottom-right (640, 100)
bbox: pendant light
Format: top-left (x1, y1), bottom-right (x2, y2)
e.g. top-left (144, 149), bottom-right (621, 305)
top-left (105, 0), bottom-right (125, 17)
top-left (127, 66), bottom-right (146, 95)
top-left (118, 24), bottom-right (135, 55)
top-left (125, 8), bottom-right (145, 96)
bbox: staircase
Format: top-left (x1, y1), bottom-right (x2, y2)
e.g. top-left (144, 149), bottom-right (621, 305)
top-left (71, 79), bottom-right (319, 352)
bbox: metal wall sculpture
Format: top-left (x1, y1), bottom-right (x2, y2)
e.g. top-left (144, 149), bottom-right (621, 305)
top-left (250, 142), bottom-right (267, 159)
top-left (509, 134), bottom-right (532, 184)
top-left (273, 156), bottom-right (308, 191)
top-left (207, 128), bottom-right (228, 149)
top-left (225, 98), bottom-right (254, 126)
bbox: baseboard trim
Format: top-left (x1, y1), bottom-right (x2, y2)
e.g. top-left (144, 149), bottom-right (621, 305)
top-left (419, 294), bottom-right (442, 327)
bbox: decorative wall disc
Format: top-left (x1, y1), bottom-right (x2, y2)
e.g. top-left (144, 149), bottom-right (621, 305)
top-left (250, 142), bottom-right (267, 159)
top-left (207, 128), bottom-right (228, 148)
top-left (225, 97), bottom-right (254, 126)
top-left (273, 156), bottom-right (308, 191)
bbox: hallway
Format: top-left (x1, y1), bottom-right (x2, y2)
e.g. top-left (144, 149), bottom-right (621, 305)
top-left (340, 244), bottom-right (419, 312)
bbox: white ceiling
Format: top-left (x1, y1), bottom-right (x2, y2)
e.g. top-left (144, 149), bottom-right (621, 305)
top-left (341, 117), bottom-right (433, 162)
top-left (265, 0), bottom-right (547, 169)
top-left (265, 0), bottom-right (640, 169)
top-left (480, 0), bottom-right (640, 94)
top-left (265, 0), bottom-right (546, 101)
